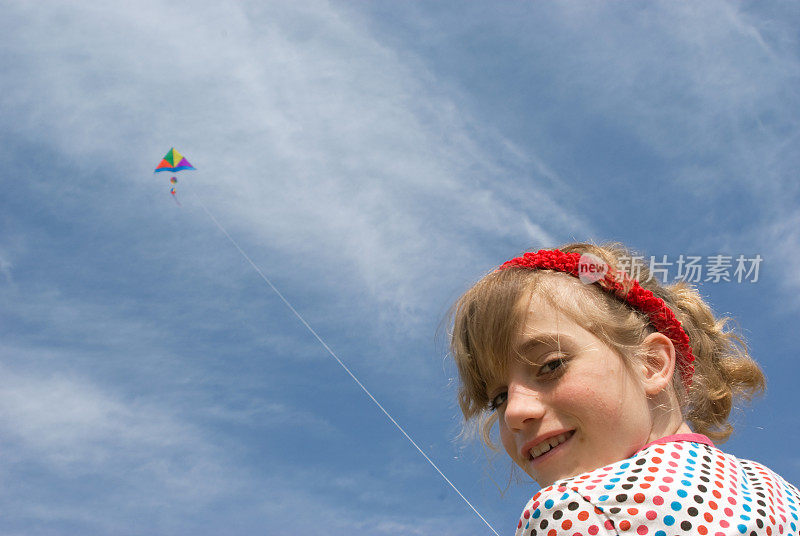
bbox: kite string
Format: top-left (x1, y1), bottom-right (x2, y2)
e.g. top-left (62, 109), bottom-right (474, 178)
top-left (190, 193), bottom-right (500, 536)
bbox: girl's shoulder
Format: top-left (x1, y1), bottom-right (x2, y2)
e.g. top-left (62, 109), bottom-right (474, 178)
top-left (515, 438), bottom-right (800, 536)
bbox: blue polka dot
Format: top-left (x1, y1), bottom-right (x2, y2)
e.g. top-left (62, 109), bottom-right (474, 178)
top-left (671, 501), bottom-right (682, 511)
top-left (664, 515), bottom-right (675, 526)
top-left (532, 509), bottom-right (541, 519)
top-left (687, 458), bottom-right (696, 465)
top-left (743, 504), bottom-right (751, 512)
top-left (560, 493), bottom-right (569, 500)
top-left (688, 449), bottom-right (697, 457)
top-left (598, 495), bottom-right (609, 502)
top-left (610, 477), bottom-right (620, 482)
top-left (738, 524), bottom-right (747, 534)
top-left (740, 515), bottom-right (751, 521)
top-left (620, 462), bottom-right (630, 469)
top-left (655, 532), bottom-right (666, 536)
top-left (544, 499), bottom-right (553, 509)
top-left (525, 522), bottom-right (529, 529)
top-left (681, 480), bottom-right (691, 486)
top-left (677, 490), bottom-right (688, 498)
top-left (604, 484), bottom-right (615, 490)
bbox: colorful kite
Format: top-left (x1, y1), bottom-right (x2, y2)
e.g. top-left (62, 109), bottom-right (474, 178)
top-left (155, 148), bottom-right (195, 173)
top-left (155, 148), bottom-right (194, 202)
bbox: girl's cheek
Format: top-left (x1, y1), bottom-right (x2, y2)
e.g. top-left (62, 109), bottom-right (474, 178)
top-left (499, 423), bottom-right (520, 462)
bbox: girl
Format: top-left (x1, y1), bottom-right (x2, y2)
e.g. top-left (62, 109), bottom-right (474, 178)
top-left (450, 243), bottom-right (799, 536)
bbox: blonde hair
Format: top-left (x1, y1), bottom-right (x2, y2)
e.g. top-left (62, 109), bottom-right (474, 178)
top-left (450, 242), bottom-right (766, 447)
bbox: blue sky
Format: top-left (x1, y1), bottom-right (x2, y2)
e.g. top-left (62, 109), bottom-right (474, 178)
top-left (1, 1), bottom-right (799, 534)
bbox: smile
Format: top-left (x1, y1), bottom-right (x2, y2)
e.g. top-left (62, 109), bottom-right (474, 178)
top-left (528, 430), bottom-right (575, 460)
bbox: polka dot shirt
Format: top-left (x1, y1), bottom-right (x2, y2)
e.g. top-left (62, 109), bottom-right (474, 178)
top-left (515, 434), bottom-right (800, 536)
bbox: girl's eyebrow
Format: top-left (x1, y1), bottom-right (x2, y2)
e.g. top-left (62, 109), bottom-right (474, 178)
top-left (514, 333), bottom-right (576, 356)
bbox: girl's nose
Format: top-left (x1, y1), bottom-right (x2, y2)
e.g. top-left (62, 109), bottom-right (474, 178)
top-left (503, 385), bottom-right (546, 430)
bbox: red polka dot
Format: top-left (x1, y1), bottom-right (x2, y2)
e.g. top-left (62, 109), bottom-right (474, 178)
top-left (634, 493), bottom-right (645, 503)
top-left (588, 526), bottom-right (599, 535)
top-left (724, 508), bottom-right (733, 516)
top-left (704, 512), bottom-right (714, 522)
top-left (648, 466), bottom-right (658, 472)
top-left (698, 526), bottom-right (707, 535)
top-left (663, 476), bottom-right (674, 483)
top-left (712, 490), bottom-right (722, 499)
top-left (619, 520), bottom-right (631, 531)
top-left (720, 520), bottom-right (730, 528)
top-left (652, 457), bottom-right (662, 463)
top-left (627, 508), bottom-right (639, 515)
top-left (517, 520), bottom-right (522, 529)
top-left (671, 452), bottom-right (680, 459)
top-left (562, 520), bottom-right (572, 530)
top-left (640, 483), bottom-right (651, 489)
top-left (709, 500), bottom-right (717, 510)
top-left (653, 496), bottom-right (664, 505)
top-left (523, 510), bottom-right (530, 519)
top-left (655, 447), bottom-right (664, 454)
top-left (767, 528), bottom-right (772, 536)
top-left (604, 520), bottom-right (615, 530)
top-left (644, 476), bottom-right (655, 482)
top-left (578, 511), bottom-right (590, 521)
top-left (646, 510), bottom-right (657, 520)
top-left (728, 497), bottom-right (737, 505)
top-left (659, 485), bottom-right (670, 492)
top-left (637, 525), bottom-right (648, 535)
top-left (548, 530), bottom-right (557, 536)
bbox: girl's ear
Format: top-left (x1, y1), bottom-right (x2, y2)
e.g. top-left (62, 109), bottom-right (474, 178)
top-left (639, 333), bottom-right (676, 396)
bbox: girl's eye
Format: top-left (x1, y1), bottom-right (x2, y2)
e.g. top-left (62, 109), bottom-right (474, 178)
top-left (487, 358), bottom-right (567, 411)
top-left (540, 357), bottom-right (566, 375)
top-left (488, 391), bottom-right (507, 412)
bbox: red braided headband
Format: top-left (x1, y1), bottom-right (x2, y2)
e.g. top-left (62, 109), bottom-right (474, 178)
top-left (498, 249), bottom-right (695, 388)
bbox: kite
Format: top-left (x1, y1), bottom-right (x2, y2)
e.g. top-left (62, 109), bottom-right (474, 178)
top-left (154, 148), bottom-right (195, 173)
top-left (154, 148), bottom-right (194, 203)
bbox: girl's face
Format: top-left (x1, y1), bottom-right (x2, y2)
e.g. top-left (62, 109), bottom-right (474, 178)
top-left (489, 294), bottom-right (654, 487)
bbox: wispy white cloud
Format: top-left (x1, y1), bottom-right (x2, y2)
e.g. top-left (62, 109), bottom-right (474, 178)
top-left (0, 356), bottom-right (493, 533)
top-left (0, 363), bottom-right (242, 508)
top-left (0, 0), bottom-right (588, 330)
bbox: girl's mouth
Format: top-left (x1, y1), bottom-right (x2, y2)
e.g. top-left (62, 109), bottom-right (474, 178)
top-left (528, 430), bottom-right (575, 464)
